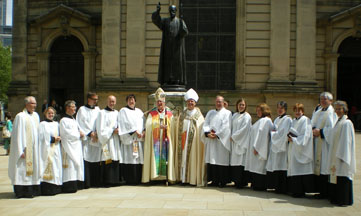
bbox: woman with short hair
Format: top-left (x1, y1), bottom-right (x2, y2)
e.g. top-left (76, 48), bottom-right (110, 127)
top-left (245, 103), bottom-right (274, 191)
top-left (287, 103), bottom-right (314, 197)
top-left (326, 100), bottom-right (356, 206)
top-left (266, 101), bottom-right (292, 194)
top-left (118, 94), bottom-right (145, 185)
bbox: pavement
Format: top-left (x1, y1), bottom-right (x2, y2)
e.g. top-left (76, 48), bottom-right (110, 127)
top-left (0, 134), bottom-right (360, 216)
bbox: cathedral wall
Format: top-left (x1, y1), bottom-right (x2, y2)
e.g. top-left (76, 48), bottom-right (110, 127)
top-left (10, 0), bottom-right (361, 120)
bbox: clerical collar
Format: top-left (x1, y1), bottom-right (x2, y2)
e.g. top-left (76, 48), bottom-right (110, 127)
top-left (126, 105), bottom-right (135, 110)
top-left (44, 119), bottom-right (53, 122)
top-left (314, 105), bottom-right (321, 112)
top-left (336, 115), bottom-right (347, 123)
top-left (321, 106), bottom-right (329, 111)
top-left (296, 114), bottom-right (303, 120)
top-left (105, 106), bottom-right (114, 111)
top-left (279, 113), bottom-right (286, 118)
top-left (27, 110), bottom-right (33, 115)
top-left (85, 104), bottom-right (95, 109)
top-left (64, 114), bottom-right (74, 119)
top-left (216, 107), bottom-right (223, 112)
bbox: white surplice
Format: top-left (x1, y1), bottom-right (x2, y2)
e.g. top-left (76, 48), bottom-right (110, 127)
top-left (118, 107), bottom-right (144, 164)
top-left (266, 115), bottom-right (292, 172)
top-left (60, 116), bottom-right (84, 182)
top-left (8, 110), bottom-right (40, 185)
top-left (76, 106), bottom-right (101, 162)
top-left (38, 121), bottom-right (62, 185)
top-left (203, 108), bottom-right (232, 166)
top-left (288, 115), bottom-right (314, 176)
top-left (326, 115), bottom-right (356, 180)
top-left (245, 117), bottom-right (274, 175)
top-left (230, 112), bottom-right (252, 166)
top-left (96, 108), bottom-right (121, 162)
top-left (311, 105), bottom-right (337, 175)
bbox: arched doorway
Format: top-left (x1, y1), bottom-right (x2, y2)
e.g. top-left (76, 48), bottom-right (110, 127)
top-left (337, 36), bottom-right (361, 130)
top-left (49, 35), bottom-right (84, 114)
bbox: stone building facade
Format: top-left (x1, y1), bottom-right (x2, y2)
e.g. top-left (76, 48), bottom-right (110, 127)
top-left (8, 0), bottom-right (361, 123)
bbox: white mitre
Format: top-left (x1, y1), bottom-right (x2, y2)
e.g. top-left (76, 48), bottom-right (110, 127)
top-left (184, 88), bottom-right (199, 102)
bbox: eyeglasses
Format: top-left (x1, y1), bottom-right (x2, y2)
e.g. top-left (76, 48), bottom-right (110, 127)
top-left (90, 98), bottom-right (98, 101)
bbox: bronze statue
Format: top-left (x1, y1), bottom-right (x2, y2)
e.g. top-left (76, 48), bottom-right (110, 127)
top-left (152, 3), bottom-right (188, 91)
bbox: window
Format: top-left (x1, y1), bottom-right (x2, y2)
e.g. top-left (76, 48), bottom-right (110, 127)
top-left (181, 0), bottom-right (236, 90)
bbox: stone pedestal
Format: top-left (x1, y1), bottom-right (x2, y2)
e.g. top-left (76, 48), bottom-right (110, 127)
top-left (148, 91), bottom-right (186, 116)
top-left (161, 84), bottom-right (186, 92)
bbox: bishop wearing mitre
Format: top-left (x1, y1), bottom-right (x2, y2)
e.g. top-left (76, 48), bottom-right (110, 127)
top-left (142, 88), bottom-right (175, 184)
top-left (174, 88), bottom-right (206, 186)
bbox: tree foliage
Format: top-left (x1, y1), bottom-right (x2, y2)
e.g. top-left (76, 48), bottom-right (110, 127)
top-left (0, 42), bottom-right (11, 103)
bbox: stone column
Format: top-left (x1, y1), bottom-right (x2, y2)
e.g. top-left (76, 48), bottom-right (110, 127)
top-left (8, 0), bottom-right (30, 114)
top-left (235, 0), bottom-right (246, 90)
top-left (98, 0), bottom-right (123, 89)
top-left (36, 52), bottom-right (50, 114)
top-left (294, 0), bottom-right (318, 89)
top-left (324, 53), bottom-right (339, 97)
top-left (83, 51), bottom-right (97, 101)
top-left (102, 0), bottom-right (121, 78)
top-left (266, 0), bottom-right (292, 90)
top-left (125, 0), bottom-right (148, 88)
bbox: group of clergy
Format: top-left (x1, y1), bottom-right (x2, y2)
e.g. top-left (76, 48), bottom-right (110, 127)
top-left (8, 90), bottom-right (355, 206)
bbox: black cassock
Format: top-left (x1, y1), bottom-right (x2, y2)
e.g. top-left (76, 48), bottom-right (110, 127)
top-left (152, 11), bottom-right (188, 86)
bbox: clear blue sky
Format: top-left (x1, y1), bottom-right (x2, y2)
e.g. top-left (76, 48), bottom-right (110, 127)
top-left (6, 0), bottom-right (12, 26)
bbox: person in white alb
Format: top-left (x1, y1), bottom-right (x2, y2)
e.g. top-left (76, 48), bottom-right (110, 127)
top-left (287, 103), bottom-right (314, 197)
top-left (39, 107), bottom-right (62, 195)
top-left (266, 101), bottom-right (292, 194)
top-left (326, 100), bottom-right (356, 206)
top-left (77, 92), bottom-right (102, 188)
top-left (245, 103), bottom-right (274, 191)
top-left (60, 100), bottom-right (85, 193)
top-left (118, 94), bottom-right (145, 185)
top-left (311, 92), bottom-right (337, 198)
top-left (8, 96), bottom-right (41, 198)
top-left (230, 98), bottom-right (252, 188)
top-left (96, 95), bottom-right (121, 186)
top-left (203, 95), bottom-right (232, 188)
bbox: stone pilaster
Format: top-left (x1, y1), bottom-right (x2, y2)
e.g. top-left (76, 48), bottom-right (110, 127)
top-left (125, 0), bottom-right (148, 88)
top-left (36, 52), bottom-right (50, 114)
top-left (235, 0), bottom-right (246, 90)
top-left (266, 0), bottom-right (292, 90)
top-left (7, 0), bottom-right (30, 114)
top-left (98, 0), bottom-right (123, 89)
top-left (294, 0), bottom-right (318, 90)
top-left (83, 51), bottom-right (97, 100)
top-left (101, 0), bottom-right (121, 78)
top-left (324, 52), bottom-right (339, 97)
